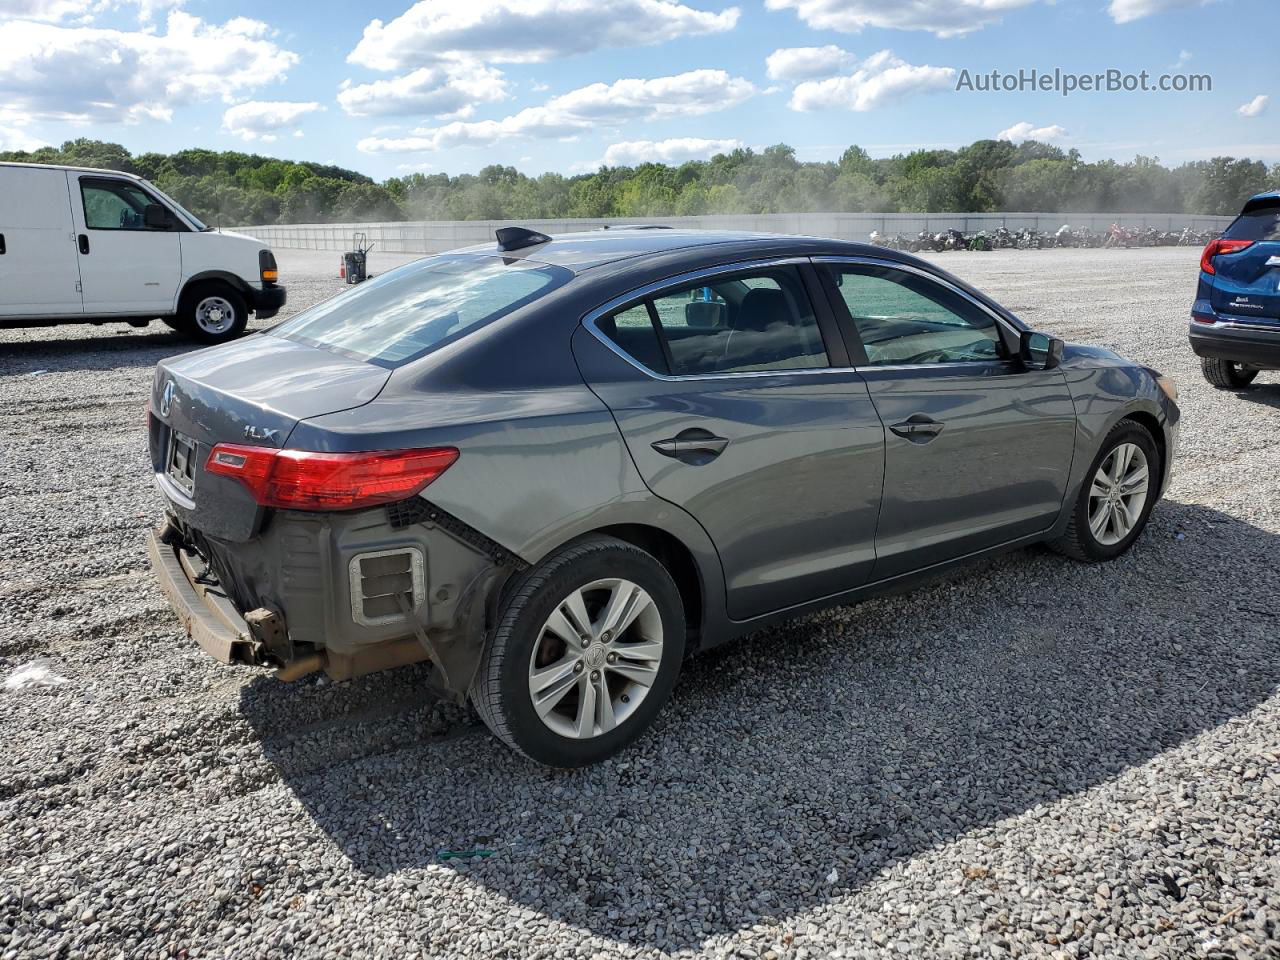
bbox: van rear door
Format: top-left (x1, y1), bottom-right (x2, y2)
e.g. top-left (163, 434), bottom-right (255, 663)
top-left (0, 166), bottom-right (84, 318)
top-left (1209, 197), bottom-right (1280, 322)
top-left (69, 174), bottom-right (182, 315)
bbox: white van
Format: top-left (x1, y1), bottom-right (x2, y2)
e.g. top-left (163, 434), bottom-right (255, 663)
top-left (0, 162), bottom-right (285, 344)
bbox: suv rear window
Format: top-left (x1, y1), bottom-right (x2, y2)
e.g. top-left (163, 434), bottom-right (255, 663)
top-left (1224, 203), bottom-right (1280, 242)
top-left (271, 255), bottom-right (572, 367)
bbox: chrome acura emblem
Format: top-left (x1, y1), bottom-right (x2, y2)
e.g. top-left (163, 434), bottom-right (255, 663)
top-left (244, 424), bottom-right (279, 443)
top-left (159, 380), bottom-right (175, 417)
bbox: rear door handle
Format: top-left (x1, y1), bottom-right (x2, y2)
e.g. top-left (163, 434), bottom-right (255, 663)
top-left (0, 233), bottom-right (5, 255)
top-left (78, 234), bottom-right (90, 255)
top-left (652, 429), bottom-right (730, 463)
top-left (889, 415), bottom-right (944, 443)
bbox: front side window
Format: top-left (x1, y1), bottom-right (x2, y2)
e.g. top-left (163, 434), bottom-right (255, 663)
top-left (826, 265), bottom-right (1001, 365)
top-left (80, 178), bottom-right (168, 231)
top-left (596, 267), bottom-right (829, 377)
top-left (270, 254), bottom-right (572, 367)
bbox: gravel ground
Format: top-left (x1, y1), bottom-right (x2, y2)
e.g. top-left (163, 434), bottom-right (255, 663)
top-left (2, 245), bottom-right (1278, 960)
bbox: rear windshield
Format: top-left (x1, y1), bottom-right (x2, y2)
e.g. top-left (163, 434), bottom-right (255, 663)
top-left (270, 254), bottom-right (572, 367)
top-left (1224, 204), bottom-right (1280, 242)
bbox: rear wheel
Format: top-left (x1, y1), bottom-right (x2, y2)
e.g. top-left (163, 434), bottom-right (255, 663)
top-left (470, 536), bottom-right (685, 767)
top-left (1050, 419), bottom-right (1160, 562)
top-left (179, 283), bottom-right (248, 345)
top-left (1201, 357), bottom-right (1258, 389)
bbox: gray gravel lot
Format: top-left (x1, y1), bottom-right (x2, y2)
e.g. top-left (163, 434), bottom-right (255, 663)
top-left (1, 245), bottom-right (1278, 959)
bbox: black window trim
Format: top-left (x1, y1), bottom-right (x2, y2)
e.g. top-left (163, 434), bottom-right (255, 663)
top-left (812, 255), bottom-right (1023, 371)
top-left (77, 175), bottom-right (188, 233)
top-left (583, 257), bottom-right (852, 382)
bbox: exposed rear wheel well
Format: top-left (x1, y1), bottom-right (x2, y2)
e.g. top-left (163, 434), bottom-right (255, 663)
top-left (592, 524), bottom-right (702, 642)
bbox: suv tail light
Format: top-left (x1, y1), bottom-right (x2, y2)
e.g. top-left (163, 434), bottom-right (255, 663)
top-left (206, 445), bottom-right (458, 511)
top-left (1200, 237), bottom-right (1254, 275)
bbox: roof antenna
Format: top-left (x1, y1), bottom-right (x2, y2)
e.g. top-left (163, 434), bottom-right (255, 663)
top-left (495, 226), bottom-right (551, 251)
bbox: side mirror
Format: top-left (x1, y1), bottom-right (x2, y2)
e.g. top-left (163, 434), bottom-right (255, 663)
top-left (1019, 330), bottom-right (1065, 370)
top-left (143, 203), bottom-right (169, 229)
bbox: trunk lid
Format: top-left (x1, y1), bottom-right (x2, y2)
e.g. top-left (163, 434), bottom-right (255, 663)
top-left (149, 334), bottom-right (390, 541)
top-left (1210, 199), bottom-right (1280, 322)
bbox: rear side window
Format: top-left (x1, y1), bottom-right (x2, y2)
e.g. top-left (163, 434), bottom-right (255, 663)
top-left (596, 267), bottom-right (829, 377)
top-left (271, 255), bottom-right (572, 367)
top-left (1224, 204), bottom-right (1280, 242)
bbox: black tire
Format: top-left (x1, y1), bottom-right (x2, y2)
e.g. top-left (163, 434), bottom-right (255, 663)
top-left (470, 535), bottom-right (685, 767)
top-left (1201, 357), bottom-right (1258, 389)
top-left (1049, 419), bottom-right (1161, 562)
top-left (178, 282), bottom-right (248, 345)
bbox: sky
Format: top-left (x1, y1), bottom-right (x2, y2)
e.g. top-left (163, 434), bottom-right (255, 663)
top-left (0, 0), bottom-right (1275, 180)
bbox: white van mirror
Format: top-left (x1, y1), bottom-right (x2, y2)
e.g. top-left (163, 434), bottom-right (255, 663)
top-left (144, 204), bottom-right (169, 230)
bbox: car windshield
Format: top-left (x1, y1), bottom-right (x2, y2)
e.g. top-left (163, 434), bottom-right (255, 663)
top-left (145, 181), bottom-right (208, 231)
top-left (269, 254), bottom-right (572, 367)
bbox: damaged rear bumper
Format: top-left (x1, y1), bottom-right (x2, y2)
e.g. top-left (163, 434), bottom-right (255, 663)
top-left (146, 528), bottom-right (259, 664)
top-left (145, 500), bottom-right (523, 699)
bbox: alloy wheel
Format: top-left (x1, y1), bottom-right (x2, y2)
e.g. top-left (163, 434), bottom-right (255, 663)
top-left (1087, 442), bottom-right (1150, 546)
top-left (527, 578), bottom-right (664, 739)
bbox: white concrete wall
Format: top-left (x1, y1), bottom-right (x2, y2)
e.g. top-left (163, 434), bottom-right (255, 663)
top-left (236, 212), bottom-right (1235, 254)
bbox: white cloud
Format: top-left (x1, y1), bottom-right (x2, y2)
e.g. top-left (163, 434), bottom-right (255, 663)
top-left (0, 0), bottom-right (184, 22)
top-left (765, 46), bottom-right (855, 82)
top-left (1171, 49), bottom-right (1192, 68)
top-left (1107, 0), bottom-right (1203, 23)
top-left (222, 100), bottom-right (323, 142)
top-left (996, 121), bottom-right (1068, 142)
top-left (358, 69), bottom-right (756, 153)
top-left (789, 51), bottom-right (954, 112)
top-left (338, 60), bottom-right (507, 118)
top-left (0, 12), bottom-right (298, 123)
top-left (603, 137), bottom-right (743, 165)
top-left (765, 0), bottom-right (1037, 37)
top-left (349, 0), bottom-right (739, 71)
top-left (1237, 95), bottom-right (1269, 118)
top-left (0, 123), bottom-right (49, 151)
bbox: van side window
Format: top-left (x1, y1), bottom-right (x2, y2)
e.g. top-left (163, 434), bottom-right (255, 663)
top-left (80, 179), bottom-right (167, 231)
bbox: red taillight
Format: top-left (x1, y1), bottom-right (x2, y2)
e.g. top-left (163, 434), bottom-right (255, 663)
top-left (1200, 237), bottom-right (1254, 275)
top-left (205, 444), bottom-right (458, 511)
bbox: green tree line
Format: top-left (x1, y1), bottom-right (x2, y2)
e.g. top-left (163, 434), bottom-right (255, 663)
top-left (4, 137), bottom-right (1276, 224)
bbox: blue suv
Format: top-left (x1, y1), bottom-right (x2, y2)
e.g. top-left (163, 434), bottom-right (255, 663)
top-left (1190, 191), bottom-right (1280, 387)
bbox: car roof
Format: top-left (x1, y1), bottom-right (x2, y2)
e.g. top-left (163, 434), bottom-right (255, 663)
top-left (454, 228), bottom-right (884, 272)
top-left (0, 160), bottom-right (145, 180)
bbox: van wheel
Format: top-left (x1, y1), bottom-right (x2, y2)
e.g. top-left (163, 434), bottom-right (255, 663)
top-left (470, 536), bottom-right (685, 767)
top-left (1201, 357), bottom-right (1258, 389)
top-left (179, 283), bottom-right (248, 345)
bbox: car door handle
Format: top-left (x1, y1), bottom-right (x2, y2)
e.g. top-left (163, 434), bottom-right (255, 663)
top-left (0, 233), bottom-right (6, 255)
top-left (652, 429), bottom-right (730, 464)
top-left (889, 416), bottom-right (945, 443)
top-left (78, 234), bottom-right (90, 255)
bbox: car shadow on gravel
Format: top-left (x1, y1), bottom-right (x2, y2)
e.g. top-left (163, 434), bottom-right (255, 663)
top-left (0, 327), bottom-right (197, 373)
top-left (1234, 382), bottom-right (1280, 410)
top-left (243, 500), bottom-right (1280, 953)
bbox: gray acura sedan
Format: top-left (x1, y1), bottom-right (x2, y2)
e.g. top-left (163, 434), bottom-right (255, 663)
top-left (146, 227), bottom-right (1180, 766)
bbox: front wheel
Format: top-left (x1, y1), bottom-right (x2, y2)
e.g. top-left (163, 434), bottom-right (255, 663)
top-left (1201, 357), bottom-right (1258, 389)
top-left (1049, 420), bottom-right (1161, 562)
top-left (179, 283), bottom-right (248, 345)
top-left (471, 536), bottom-right (685, 767)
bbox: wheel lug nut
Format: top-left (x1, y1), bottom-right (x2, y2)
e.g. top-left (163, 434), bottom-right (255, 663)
top-left (601, 630), bottom-right (613, 643)
top-left (591, 671), bottom-right (601, 681)
top-left (574, 662), bottom-right (584, 673)
top-left (606, 652), bottom-right (617, 664)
